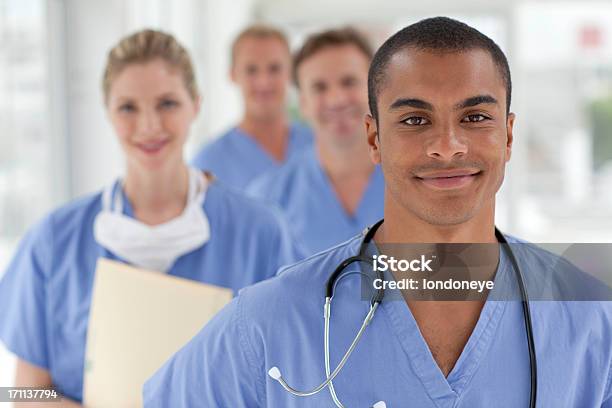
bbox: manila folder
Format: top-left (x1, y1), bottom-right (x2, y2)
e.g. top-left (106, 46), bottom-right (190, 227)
top-left (83, 258), bottom-right (232, 407)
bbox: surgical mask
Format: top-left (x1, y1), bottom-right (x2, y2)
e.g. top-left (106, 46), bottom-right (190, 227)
top-left (94, 167), bottom-right (210, 272)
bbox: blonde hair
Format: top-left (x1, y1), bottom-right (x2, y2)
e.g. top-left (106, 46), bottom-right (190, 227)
top-left (102, 29), bottom-right (199, 103)
top-left (231, 24), bottom-right (290, 66)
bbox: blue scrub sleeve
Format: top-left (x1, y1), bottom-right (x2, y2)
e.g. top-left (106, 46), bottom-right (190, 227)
top-left (143, 296), bottom-right (264, 407)
top-left (0, 217), bottom-right (52, 369)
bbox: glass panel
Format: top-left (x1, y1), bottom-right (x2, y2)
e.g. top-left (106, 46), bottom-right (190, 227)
top-left (0, 0), bottom-right (50, 267)
top-left (0, 0), bottom-right (49, 388)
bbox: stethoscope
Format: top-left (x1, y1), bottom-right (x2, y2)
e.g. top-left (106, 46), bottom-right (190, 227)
top-left (269, 219), bottom-right (538, 408)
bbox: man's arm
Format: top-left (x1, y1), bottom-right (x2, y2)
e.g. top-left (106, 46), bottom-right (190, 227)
top-left (144, 297), bottom-right (264, 407)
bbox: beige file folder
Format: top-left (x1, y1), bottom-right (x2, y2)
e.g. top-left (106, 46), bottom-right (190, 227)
top-left (83, 258), bottom-right (232, 407)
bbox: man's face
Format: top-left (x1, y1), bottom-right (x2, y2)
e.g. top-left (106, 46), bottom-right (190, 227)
top-left (366, 48), bottom-right (514, 226)
top-left (298, 44), bottom-right (370, 150)
top-left (231, 37), bottom-right (291, 120)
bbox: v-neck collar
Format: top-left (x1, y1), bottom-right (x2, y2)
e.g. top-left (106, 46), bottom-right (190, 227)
top-left (307, 146), bottom-right (383, 224)
top-left (378, 248), bottom-right (512, 407)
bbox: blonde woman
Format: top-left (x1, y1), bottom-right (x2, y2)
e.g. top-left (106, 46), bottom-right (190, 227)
top-left (0, 29), bottom-right (300, 406)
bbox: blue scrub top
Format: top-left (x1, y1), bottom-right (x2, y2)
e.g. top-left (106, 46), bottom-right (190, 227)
top-left (191, 122), bottom-right (313, 191)
top-left (247, 146), bottom-right (384, 255)
top-left (144, 234), bottom-right (612, 407)
top-left (0, 181), bottom-right (301, 403)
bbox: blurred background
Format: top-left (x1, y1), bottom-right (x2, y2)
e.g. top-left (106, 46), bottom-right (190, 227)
top-left (1, 0), bottom-right (612, 388)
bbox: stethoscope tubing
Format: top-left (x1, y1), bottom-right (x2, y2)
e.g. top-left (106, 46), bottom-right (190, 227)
top-left (272, 219), bottom-right (537, 408)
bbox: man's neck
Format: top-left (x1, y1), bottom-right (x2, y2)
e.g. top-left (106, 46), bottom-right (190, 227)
top-left (239, 114), bottom-right (289, 162)
top-left (316, 136), bottom-right (374, 179)
top-left (316, 136), bottom-right (375, 215)
top-left (377, 195), bottom-right (498, 244)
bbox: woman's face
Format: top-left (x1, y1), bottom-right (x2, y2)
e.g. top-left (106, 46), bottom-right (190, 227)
top-left (106, 59), bottom-right (199, 171)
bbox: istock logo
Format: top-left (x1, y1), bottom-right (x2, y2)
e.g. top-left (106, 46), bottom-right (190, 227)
top-left (372, 254), bottom-right (436, 272)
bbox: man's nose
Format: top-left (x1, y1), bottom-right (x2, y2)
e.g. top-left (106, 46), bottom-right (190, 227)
top-left (426, 124), bottom-right (468, 160)
top-left (325, 86), bottom-right (350, 108)
top-left (254, 72), bottom-right (274, 89)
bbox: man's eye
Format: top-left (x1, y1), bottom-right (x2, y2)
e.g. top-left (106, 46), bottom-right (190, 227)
top-left (118, 104), bottom-right (135, 113)
top-left (159, 99), bottom-right (179, 109)
top-left (403, 116), bottom-right (430, 126)
top-left (462, 114), bottom-right (489, 123)
top-left (312, 83), bottom-right (326, 93)
top-left (341, 77), bottom-right (357, 88)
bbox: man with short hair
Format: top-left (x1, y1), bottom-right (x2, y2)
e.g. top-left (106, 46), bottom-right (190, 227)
top-left (247, 28), bottom-right (384, 255)
top-left (191, 25), bottom-right (312, 190)
top-left (145, 17), bottom-right (612, 407)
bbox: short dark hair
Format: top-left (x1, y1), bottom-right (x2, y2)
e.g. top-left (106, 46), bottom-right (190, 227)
top-left (293, 27), bottom-right (373, 88)
top-left (368, 17), bottom-right (512, 121)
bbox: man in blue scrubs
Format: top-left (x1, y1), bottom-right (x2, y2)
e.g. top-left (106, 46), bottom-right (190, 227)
top-left (191, 25), bottom-right (312, 190)
top-left (247, 28), bottom-right (384, 255)
top-left (144, 18), bottom-right (612, 407)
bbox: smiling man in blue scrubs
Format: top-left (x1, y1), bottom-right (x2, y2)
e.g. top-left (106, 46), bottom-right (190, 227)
top-left (247, 28), bottom-right (384, 255)
top-left (191, 25), bottom-right (312, 190)
top-left (144, 18), bottom-right (612, 407)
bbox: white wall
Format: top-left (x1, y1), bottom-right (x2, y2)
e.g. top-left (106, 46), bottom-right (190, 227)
top-left (63, 0), bottom-right (124, 197)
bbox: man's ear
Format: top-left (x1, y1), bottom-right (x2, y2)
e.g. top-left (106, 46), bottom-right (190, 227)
top-left (505, 112), bottom-right (515, 163)
top-left (365, 114), bottom-right (381, 165)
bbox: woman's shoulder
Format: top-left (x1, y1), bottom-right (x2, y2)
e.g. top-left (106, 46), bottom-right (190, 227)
top-left (45, 190), bottom-right (103, 229)
top-left (19, 190), bottom-right (104, 257)
top-left (5, 190), bottom-right (103, 280)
